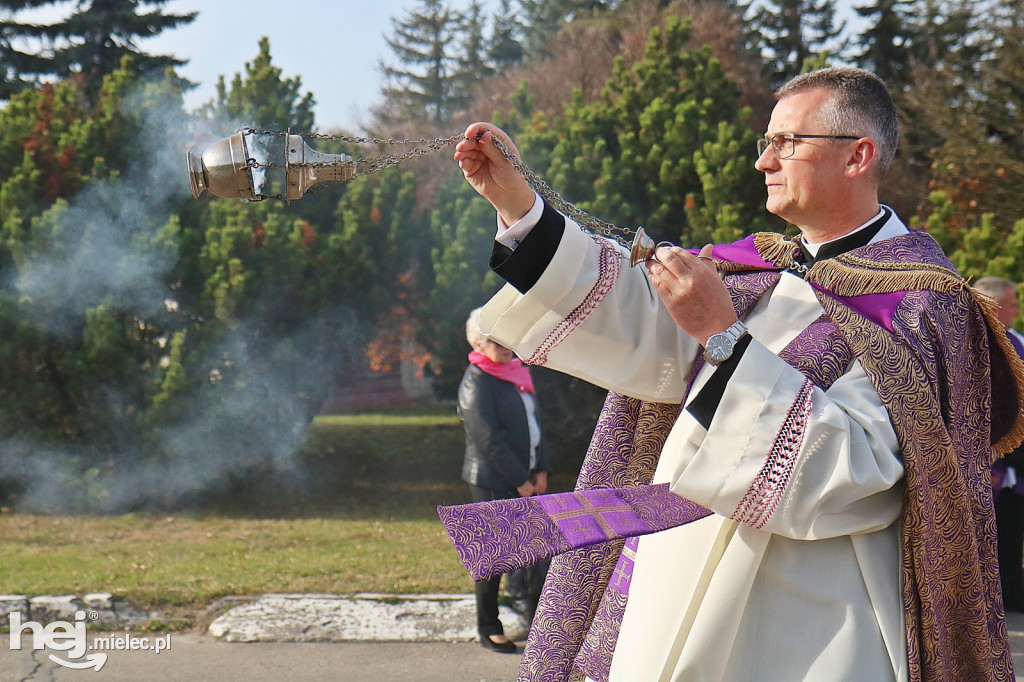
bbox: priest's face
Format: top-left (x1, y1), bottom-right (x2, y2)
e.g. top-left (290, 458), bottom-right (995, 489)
top-left (756, 88), bottom-right (857, 237)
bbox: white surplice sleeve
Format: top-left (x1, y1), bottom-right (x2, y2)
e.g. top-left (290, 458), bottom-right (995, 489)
top-left (667, 338), bottom-right (905, 540)
top-left (479, 216), bottom-right (701, 403)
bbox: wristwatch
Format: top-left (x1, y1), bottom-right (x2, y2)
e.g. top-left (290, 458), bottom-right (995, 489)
top-left (703, 321), bottom-right (749, 366)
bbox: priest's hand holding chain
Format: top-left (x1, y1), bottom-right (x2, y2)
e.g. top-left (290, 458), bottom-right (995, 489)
top-left (455, 123), bottom-right (536, 227)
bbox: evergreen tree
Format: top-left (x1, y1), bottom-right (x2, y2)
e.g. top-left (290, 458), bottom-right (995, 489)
top-left (538, 17), bottom-right (775, 247)
top-left (902, 0), bottom-right (980, 69)
top-left (10, 0), bottom-right (195, 101)
top-left (454, 1), bottom-right (491, 108)
top-left (0, 0), bottom-right (55, 98)
top-left (487, 0), bottom-right (525, 70)
top-left (378, 0), bottom-right (466, 124)
top-left (853, 0), bottom-right (915, 91)
top-left (517, 0), bottom-right (616, 57)
top-left (0, 61), bottom-right (190, 473)
top-left (747, 0), bottom-right (846, 86)
top-left (972, 0), bottom-right (1024, 162)
top-left (0, 38), bottom-right (416, 510)
top-left (203, 36), bottom-right (315, 133)
top-left (901, 0), bottom-right (1024, 281)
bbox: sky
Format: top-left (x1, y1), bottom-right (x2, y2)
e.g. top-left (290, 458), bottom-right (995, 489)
top-left (17, 0), bottom-right (495, 133)
top-left (16, 0), bottom-right (866, 134)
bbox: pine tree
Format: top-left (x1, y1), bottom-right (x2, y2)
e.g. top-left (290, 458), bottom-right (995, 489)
top-left (971, 0), bottom-right (1024, 162)
top-left (516, 0), bottom-right (563, 57)
top-left (16, 0), bottom-right (195, 100)
top-left (487, 0), bottom-right (525, 70)
top-left (0, 0), bottom-right (55, 98)
top-left (903, 0), bottom-right (981, 69)
top-left (537, 17), bottom-right (775, 247)
top-left (747, 0), bottom-right (846, 86)
top-left (0, 59), bottom-right (191, 472)
top-left (453, 1), bottom-right (490, 111)
top-left (853, 0), bottom-right (916, 91)
top-left (378, 0), bottom-right (466, 124)
top-left (517, 0), bottom-right (616, 57)
top-left (203, 36), bottom-right (315, 132)
top-left (901, 0), bottom-right (1024, 278)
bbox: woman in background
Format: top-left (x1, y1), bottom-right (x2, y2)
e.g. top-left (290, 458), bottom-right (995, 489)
top-left (458, 306), bottom-right (550, 653)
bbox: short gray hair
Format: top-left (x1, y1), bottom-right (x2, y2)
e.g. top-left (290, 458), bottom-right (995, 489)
top-left (974, 276), bottom-right (1017, 301)
top-left (465, 307), bottom-right (486, 350)
top-left (776, 67), bottom-right (899, 179)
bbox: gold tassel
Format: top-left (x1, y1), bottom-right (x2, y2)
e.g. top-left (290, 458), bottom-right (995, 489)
top-left (813, 254), bottom-right (969, 298)
top-left (752, 232), bottom-right (800, 269)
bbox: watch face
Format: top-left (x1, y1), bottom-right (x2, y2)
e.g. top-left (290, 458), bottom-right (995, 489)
top-left (705, 334), bottom-right (733, 362)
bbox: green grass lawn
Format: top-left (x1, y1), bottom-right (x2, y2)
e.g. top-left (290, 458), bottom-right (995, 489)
top-left (0, 406), bottom-right (579, 622)
top-left (0, 514), bottom-right (466, 606)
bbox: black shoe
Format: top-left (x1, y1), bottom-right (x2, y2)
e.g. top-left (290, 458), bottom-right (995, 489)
top-left (480, 635), bottom-right (517, 653)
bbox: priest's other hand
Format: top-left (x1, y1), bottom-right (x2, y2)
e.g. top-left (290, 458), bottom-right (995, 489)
top-left (647, 243), bottom-right (738, 346)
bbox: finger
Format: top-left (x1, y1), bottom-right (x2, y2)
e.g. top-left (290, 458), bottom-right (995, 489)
top-left (456, 155), bottom-right (482, 177)
top-left (461, 122), bottom-right (492, 144)
top-left (485, 134), bottom-right (522, 172)
top-left (458, 132), bottom-right (514, 178)
top-left (696, 243), bottom-right (717, 271)
top-left (480, 126), bottom-right (520, 157)
top-left (654, 246), bottom-right (679, 267)
top-left (655, 246), bottom-right (701, 274)
top-left (453, 140), bottom-right (481, 163)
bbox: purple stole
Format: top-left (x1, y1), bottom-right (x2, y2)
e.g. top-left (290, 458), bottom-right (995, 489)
top-left (439, 231), bottom-right (1024, 681)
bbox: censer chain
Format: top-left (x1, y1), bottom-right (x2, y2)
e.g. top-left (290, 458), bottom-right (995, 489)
top-left (242, 127), bottom-right (636, 252)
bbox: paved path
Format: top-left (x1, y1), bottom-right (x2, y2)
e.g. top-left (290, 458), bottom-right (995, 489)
top-left (4, 596), bottom-right (1024, 681)
top-left (0, 635), bottom-right (521, 681)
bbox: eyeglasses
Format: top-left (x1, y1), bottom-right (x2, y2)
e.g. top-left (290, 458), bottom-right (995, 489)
top-left (757, 133), bottom-right (862, 159)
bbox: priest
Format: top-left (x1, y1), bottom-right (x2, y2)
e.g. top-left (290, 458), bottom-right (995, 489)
top-left (449, 66), bottom-right (1024, 682)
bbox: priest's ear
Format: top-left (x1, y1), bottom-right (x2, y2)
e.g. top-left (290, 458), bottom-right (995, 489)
top-left (843, 137), bottom-right (880, 179)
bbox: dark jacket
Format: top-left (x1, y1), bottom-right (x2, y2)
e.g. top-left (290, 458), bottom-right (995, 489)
top-left (457, 364), bottom-right (549, 491)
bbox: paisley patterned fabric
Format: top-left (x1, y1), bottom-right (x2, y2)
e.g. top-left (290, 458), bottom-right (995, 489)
top-left (574, 536), bottom-right (637, 680)
top-left (722, 269), bottom-right (780, 319)
top-left (819, 279), bottom-right (1011, 680)
top-left (516, 394), bottom-right (680, 682)
top-left (804, 231), bottom-right (1015, 680)
top-left (437, 484), bottom-right (710, 581)
top-left (778, 314), bottom-right (853, 390)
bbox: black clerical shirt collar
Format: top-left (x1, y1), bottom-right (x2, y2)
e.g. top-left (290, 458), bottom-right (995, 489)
top-left (796, 206), bottom-right (892, 266)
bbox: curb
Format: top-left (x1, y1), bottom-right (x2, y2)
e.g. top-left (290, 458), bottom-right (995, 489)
top-left (1, 593), bottom-right (154, 630)
top-left (207, 593), bottom-right (530, 643)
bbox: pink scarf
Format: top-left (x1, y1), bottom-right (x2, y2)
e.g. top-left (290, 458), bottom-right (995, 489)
top-left (468, 351), bottom-right (535, 394)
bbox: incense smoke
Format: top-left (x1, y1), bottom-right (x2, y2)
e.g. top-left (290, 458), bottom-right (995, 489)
top-left (0, 89), bottom-right (361, 514)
